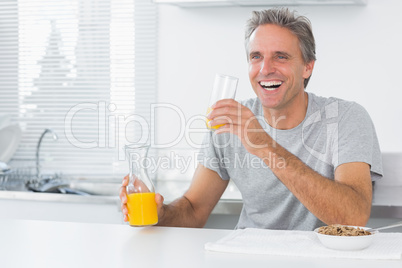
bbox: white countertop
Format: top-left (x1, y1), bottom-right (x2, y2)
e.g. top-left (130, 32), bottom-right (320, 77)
top-left (1, 183), bottom-right (401, 216)
top-left (0, 219), bottom-right (401, 268)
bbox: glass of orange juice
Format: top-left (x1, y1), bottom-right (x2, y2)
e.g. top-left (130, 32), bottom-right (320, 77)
top-left (206, 74), bottom-right (238, 130)
top-left (124, 143), bottom-right (158, 226)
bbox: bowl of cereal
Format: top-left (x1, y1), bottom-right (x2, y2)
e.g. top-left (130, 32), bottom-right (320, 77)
top-left (314, 224), bottom-right (377, 251)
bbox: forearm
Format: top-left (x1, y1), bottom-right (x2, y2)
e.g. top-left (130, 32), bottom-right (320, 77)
top-left (259, 142), bottom-right (372, 226)
top-left (156, 196), bottom-right (206, 228)
top-left (156, 164), bottom-right (227, 228)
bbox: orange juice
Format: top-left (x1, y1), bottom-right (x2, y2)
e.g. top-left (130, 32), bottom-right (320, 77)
top-left (127, 192), bottom-right (158, 226)
top-left (206, 107), bottom-right (225, 130)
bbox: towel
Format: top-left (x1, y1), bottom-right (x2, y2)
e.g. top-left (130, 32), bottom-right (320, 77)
top-left (205, 228), bottom-right (402, 259)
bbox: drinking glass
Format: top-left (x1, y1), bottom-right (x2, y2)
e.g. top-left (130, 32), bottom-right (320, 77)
top-left (206, 74), bottom-right (238, 130)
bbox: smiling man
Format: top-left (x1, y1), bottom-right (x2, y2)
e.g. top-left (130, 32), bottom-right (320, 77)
top-left (120, 8), bottom-right (383, 230)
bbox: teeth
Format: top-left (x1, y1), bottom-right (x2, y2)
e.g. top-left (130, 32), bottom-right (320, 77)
top-left (260, 81), bottom-right (282, 87)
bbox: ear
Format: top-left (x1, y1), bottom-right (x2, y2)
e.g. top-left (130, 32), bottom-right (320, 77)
top-left (303, 60), bottom-right (315, 79)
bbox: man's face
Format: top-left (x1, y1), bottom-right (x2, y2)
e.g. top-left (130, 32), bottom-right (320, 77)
top-left (247, 24), bottom-right (314, 111)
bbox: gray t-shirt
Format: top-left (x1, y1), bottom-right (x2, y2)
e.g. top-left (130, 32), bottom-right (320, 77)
top-left (197, 92), bottom-right (383, 231)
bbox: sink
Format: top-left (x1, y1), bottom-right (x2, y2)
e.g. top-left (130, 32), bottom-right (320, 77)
top-left (0, 172), bottom-right (121, 196)
top-left (0, 177), bottom-right (27, 192)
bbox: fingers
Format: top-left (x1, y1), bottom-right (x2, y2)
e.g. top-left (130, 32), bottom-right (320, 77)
top-left (207, 107), bottom-right (242, 128)
top-left (208, 115), bottom-right (236, 128)
top-left (120, 192), bottom-right (128, 222)
top-left (122, 175), bottom-right (129, 186)
top-left (120, 175), bottom-right (129, 222)
top-left (208, 102), bottom-right (261, 131)
top-left (208, 100), bottom-right (249, 122)
top-left (155, 193), bottom-right (165, 222)
top-left (208, 112), bottom-right (251, 129)
top-left (211, 98), bottom-right (238, 109)
top-left (155, 193), bottom-right (164, 208)
top-left (119, 175), bottom-right (129, 202)
top-left (214, 124), bottom-right (234, 134)
top-left (121, 202), bottom-right (128, 217)
top-left (208, 105), bottom-right (240, 121)
top-left (119, 185), bottom-right (127, 203)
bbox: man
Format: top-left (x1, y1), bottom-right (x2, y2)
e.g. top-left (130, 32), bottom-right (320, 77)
top-left (120, 8), bottom-right (383, 230)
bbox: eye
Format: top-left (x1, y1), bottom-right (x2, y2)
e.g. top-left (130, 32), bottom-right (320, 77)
top-left (249, 53), bottom-right (261, 61)
top-left (275, 53), bottom-right (290, 60)
top-left (277, 55), bottom-right (288, 60)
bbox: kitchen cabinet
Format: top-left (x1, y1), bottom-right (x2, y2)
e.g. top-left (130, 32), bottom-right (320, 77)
top-left (0, 191), bottom-right (123, 224)
top-left (153, 0), bottom-right (367, 7)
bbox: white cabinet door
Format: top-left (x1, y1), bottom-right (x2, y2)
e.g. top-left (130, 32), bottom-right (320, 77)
top-left (0, 199), bottom-right (124, 225)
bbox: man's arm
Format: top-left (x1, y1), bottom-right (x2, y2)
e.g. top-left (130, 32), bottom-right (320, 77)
top-left (261, 144), bottom-right (372, 226)
top-left (157, 164), bottom-right (229, 227)
top-left (209, 99), bottom-right (372, 226)
top-left (120, 164), bottom-right (228, 228)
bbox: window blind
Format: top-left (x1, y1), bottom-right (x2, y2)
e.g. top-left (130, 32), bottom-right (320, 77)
top-left (0, 0), bottom-right (158, 180)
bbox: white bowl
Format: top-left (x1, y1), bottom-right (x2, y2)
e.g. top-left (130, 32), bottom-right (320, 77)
top-left (314, 226), bottom-right (377, 251)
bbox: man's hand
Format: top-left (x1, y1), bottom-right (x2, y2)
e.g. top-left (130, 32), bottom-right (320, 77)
top-left (207, 99), bottom-right (270, 157)
top-left (119, 175), bottom-right (165, 223)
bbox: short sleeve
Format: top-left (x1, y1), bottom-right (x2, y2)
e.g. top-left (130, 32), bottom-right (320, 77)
top-left (333, 102), bottom-right (383, 181)
top-left (197, 131), bottom-right (230, 180)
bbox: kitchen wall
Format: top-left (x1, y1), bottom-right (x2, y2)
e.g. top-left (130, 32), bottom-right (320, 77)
top-left (153, 0), bottom-right (402, 188)
top-left (156, 0), bottom-right (402, 156)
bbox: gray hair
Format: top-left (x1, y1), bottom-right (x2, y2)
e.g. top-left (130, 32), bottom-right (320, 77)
top-left (245, 8), bottom-right (316, 88)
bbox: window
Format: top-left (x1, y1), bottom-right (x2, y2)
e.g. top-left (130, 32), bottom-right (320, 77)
top-left (0, 0), bottom-right (157, 180)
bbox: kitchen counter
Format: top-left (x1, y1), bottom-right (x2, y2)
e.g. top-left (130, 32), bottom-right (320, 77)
top-left (0, 181), bottom-right (401, 217)
top-left (0, 218), bottom-right (401, 268)
top-left (0, 179), bottom-right (243, 215)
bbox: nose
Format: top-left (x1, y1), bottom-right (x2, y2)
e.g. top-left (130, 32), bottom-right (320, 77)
top-left (260, 58), bottom-right (275, 75)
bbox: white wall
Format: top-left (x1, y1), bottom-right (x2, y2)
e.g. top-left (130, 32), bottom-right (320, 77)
top-left (156, 0), bottom-right (402, 153)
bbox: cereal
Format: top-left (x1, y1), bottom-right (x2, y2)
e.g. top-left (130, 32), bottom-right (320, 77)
top-left (317, 224), bottom-right (372, 236)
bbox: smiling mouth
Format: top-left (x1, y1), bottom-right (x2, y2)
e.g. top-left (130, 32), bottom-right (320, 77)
top-left (259, 81), bottom-right (283, 91)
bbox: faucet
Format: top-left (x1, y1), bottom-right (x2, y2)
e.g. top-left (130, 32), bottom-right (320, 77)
top-left (36, 128), bottom-right (58, 179)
